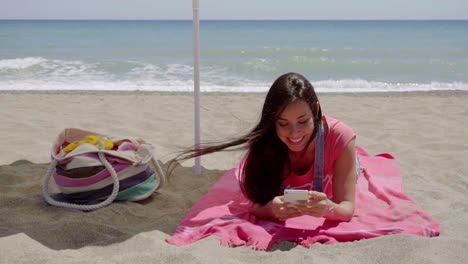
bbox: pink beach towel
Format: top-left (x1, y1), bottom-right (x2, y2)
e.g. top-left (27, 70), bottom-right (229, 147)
top-left (166, 147), bottom-right (440, 250)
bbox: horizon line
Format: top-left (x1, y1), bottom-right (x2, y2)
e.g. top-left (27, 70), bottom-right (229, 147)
top-left (1, 18), bottom-right (468, 22)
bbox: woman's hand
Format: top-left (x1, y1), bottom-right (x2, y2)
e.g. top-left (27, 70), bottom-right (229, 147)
top-left (269, 196), bottom-right (303, 221)
top-left (295, 191), bottom-right (330, 218)
top-left (255, 192), bottom-right (332, 221)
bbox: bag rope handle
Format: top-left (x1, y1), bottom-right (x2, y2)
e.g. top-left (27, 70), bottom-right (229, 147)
top-left (137, 143), bottom-right (166, 191)
top-left (42, 141), bottom-right (121, 211)
top-left (150, 157), bottom-right (166, 191)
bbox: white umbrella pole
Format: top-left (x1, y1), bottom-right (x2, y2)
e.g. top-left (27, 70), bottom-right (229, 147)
top-left (193, 0), bottom-right (201, 175)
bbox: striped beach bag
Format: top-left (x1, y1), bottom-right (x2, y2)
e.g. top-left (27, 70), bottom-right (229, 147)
top-left (42, 128), bottom-right (166, 211)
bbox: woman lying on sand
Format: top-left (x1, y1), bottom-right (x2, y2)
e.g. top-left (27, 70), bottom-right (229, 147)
top-left (173, 72), bottom-right (358, 222)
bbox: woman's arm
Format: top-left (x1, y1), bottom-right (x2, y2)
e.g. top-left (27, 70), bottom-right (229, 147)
top-left (325, 139), bottom-right (357, 221)
top-left (254, 201), bottom-right (276, 220)
top-left (255, 140), bottom-right (357, 222)
top-left (295, 140), bottom-right (357, 221)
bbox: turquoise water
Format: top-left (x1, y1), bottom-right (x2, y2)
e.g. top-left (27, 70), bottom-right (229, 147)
top-left (1, 20), bottom-right (467, 92)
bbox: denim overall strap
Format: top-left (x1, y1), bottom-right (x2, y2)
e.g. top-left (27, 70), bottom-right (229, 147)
top-left (312, 120), bottom-right (325, 192)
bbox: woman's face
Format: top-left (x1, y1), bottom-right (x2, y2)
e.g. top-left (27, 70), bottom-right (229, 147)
top-left (275, 100), bottom-right (315, 152)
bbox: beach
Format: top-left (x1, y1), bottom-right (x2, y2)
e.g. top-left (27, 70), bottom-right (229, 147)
top-left (0, 91), bottom-right (467, 263)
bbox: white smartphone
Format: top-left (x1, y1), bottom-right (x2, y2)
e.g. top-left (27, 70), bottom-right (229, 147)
top-left (284, 189), bottom-right (309, 203)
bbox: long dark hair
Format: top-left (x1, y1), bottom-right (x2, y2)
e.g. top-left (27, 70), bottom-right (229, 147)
top-left (169, 72), bottom-right (322, 205)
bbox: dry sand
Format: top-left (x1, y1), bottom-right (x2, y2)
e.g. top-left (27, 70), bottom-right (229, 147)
top-left (0, 91), bottom-right (467, 263)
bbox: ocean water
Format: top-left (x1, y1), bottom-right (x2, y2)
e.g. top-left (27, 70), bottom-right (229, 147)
top-left (1, 20), bottom-right (467, 92)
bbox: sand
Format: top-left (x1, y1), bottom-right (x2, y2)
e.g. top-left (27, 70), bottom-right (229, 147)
top-left (0, 91), bottom-right (467, 263)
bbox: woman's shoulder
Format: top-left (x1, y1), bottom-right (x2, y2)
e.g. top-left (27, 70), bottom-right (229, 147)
top-left (323, 115), bottom-right (355, 136)
top-left (323, 115), bottom-right (356, 161)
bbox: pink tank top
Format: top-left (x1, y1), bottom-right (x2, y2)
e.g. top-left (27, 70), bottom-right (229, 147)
top-left (282, 116), bottom-right (356, 198)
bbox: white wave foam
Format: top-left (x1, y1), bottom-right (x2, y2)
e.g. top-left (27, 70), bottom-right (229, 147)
top-left (313, 79), bottom-right (468, 92)
top-left (0, 57), bottom-right (101, 78)
top-left (46, 60), bottom-right (99, 77)
top-left (129, 63), bottom-right (162, 74)
top-left (0, 57), bottom-right (46, 70)
top-left (165, 64), bottom-right (193, 78)
top-left (1, 58), bottom-right (466, 92)
top-left (1, 79), bottom-right (467, 92)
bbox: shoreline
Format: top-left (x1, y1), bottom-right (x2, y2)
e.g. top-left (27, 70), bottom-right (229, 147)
top-left (1, 89), bottom-right (468, 97)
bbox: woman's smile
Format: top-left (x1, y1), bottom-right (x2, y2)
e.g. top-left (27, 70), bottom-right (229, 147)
top-left (288, 136), bottom-right (305, 145)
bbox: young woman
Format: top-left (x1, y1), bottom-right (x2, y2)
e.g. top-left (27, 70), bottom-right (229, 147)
top-left (172, 72), bottom-right (358, 222)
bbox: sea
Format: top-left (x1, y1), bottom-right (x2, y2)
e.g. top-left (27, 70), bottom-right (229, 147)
top-left (1, 20), bottom-right (467, 92)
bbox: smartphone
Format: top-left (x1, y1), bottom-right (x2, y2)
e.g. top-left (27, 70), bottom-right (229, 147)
top-left (284, 189), bottom-right (309, 203)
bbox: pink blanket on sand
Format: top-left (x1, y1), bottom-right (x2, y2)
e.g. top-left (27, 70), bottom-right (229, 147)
top-left (166, 147), bottom-right (440, 250)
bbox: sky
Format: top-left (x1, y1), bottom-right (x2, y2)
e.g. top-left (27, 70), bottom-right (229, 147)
top-left (0, 0), bottom-right (467, 20)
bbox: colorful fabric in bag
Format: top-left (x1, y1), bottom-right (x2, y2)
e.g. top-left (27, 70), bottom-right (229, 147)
top-left (42, 128), bottom-right (166, 211)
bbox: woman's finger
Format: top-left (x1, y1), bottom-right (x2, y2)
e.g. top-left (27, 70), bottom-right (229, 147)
top-left (308, 191), bottom-right (327, 201)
